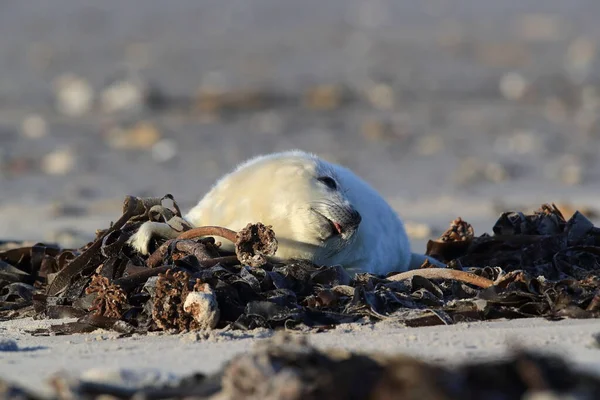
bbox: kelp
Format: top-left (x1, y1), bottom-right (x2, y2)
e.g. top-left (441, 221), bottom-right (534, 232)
top-left (1, 196), bottom-right (600, 332)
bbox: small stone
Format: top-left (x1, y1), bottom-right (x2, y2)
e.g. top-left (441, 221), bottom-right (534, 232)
top-left (454, 157), bottom-right (481, 185)
top-left (41, 147), bottom-right (76, 175)
top-left (561, 161), bottom-right (583, 186)
top-left (183, 284), bottom-right (220, 330)
top-left (416, 135), bottom-right (444, 155)
top-left (254, 111), bottom-right (284, 135)
top-left (100, 79), bottom-right (145, 113)
top-left (581, 86), bottom-right (600, 111)
top-left (475, 42), bottom-right (530, 68)
top-left (499, 72), bottom-right (528, 101)
top-left (494, 131), bottom-right (542, 155)
top-left (53, 73), bottom-right (94, 117)
top-left (543, 97), bottom-right (568, 124)
top-left (361, 119), bottom-right (388, 141)
top-left (366, 83), bottom-right (395, 110)
top-left (484, 162), bottom-right (508, 183)
top-left (552, 155), bottom-right (584, 186)
top-left (574, 109), bottom-right (598, 133)
top-left (151, 139), bottom-right (178, 163)
top-left (515, 14), bottom-right (562, 42)
top-left (21, 114), bottom-right (48, 139)
top-left (566, 37), bottom-right (596, 82)
top-left (404, 221), bottom-right (432, 240)
top-left (0, 338), bottom-right (18, 352)
top-left (303, 85), bottom-right (343, 110)
top-left (106, 121), bottom-right (161, 150)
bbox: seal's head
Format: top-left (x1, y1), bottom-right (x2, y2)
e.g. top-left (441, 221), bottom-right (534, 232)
top-left (185, 150), bottom-right (411, 274)
top-left (186, 151), bottom-right (362, 263)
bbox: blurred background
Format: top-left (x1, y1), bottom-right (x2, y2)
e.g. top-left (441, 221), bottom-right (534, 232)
top-left (2, 0), bottom-right (600, 251)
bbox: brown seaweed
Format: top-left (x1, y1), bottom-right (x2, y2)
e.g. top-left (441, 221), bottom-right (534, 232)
top-left (2, 198), bottom-right (600, 332)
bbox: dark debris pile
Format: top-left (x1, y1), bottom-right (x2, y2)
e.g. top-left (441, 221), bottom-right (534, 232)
top-left (1, 196), bottom-right (600, 334)
top-left (2, 333), bottom-right (600, 400)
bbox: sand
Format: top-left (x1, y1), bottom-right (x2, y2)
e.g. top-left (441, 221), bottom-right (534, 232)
top-left (3, 1), bottom-right (600, 396)
top-left (2, 317), bottom-right (600, 396)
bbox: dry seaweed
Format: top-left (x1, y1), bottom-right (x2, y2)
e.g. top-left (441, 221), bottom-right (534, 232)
top-left (2, 198), bottom-right (600, 332)
top-left (85, 275), bottom-right (127, 318)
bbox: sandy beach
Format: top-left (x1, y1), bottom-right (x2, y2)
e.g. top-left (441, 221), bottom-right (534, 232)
top-left (2, 1), bottom-right (600, 396)
top-left (2, 317), bottom-right (600, 397)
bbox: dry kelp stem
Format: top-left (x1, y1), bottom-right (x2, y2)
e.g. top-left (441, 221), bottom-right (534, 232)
top-left (113, 265), bottom-right (172, 293)
top-left (387, 268), bottom-right (494, 289)
top-left (147, 239), bottom-right (176, 268)
top-left (46, 195), bottom-right (142, 296)
top-left (177, 226), bottom-right (238, 243)
top-left (199, 256), bottom-right (240, 268)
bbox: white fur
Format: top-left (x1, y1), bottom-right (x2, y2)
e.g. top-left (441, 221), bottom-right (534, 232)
top-left (128, 150), bottom-right (434, 275)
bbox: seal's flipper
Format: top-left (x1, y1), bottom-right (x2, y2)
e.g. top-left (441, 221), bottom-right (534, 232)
top-left (409, 252), bottom-right (446, 270)
top-left (127, 221), bottom-right (181, 255)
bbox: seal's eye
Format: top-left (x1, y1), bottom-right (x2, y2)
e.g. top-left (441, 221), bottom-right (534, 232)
top-left (317, 176), bottom-right (337, 190)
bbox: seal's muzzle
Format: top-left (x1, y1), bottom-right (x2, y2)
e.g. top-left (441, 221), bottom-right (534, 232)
top-left (311, 202), bottom-right (361, 241)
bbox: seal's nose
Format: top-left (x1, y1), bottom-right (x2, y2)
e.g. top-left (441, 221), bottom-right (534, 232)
top-left (336, 207), bottom-right (361, 238)
top-left (344, 207), bottom-right (361, 231)
top-left (351, 209), bottom-right (362, 228)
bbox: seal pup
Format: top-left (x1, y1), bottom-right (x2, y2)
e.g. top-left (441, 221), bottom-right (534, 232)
top-left (128, 150), bottom-right (437, 275)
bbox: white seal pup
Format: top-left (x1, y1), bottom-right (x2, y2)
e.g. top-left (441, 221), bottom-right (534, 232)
top-left (128, 150), bottom-right (437, 275)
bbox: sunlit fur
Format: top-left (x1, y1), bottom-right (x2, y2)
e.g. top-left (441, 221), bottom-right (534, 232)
top-left (129, 150), bottom-right (416, 274)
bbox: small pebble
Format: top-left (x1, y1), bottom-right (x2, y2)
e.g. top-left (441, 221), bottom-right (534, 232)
top-left (21, 114), bottom-right (48, 139)
top-left (561, 162), bottom-right (583, 186)
top-left (151, 139), bottom-right (178, 163)
top-left (0, 338), bottom-right (19, 352)
top-left (566, 37), bottom-right (596, 82)
top-left (543, 98), bottom-right (568, 124)
top-left (366, 83), bottom-right (395, 110)
top-left (494, 130), bottom-right (542, 155)
top-left (361, 119), bottom-right (389, 141)
top-left (476, 42), bottom-right (530, 68)
top-left (499, 72), bottom-right (528, 101)
top-left (53, 73), bottom-right (94, 117)
top-left (404, 221), bottom-right (432, 240)
top-left (416, 135), bottom-right (444, 155)
top-left (515, 14), bottom-right (562, 42)
top-left (100, 79), bottom-right (145, 113)
top-left (41, 147), bottom-right (76, 175)
top-left (484, 162), bottom-right (508, 183)
top-left (574, 109), bottom-right (598, 133)
top-left (106, 121), bottom-right (161, 150)
top-left (581, 86), bottom-right (600, 111)
top-left (254, 111), bottom-right (284, 135)
top-left (552, 155), bottom-right (584, 186)
top-left (303, 85), bottom-right (342, 110)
